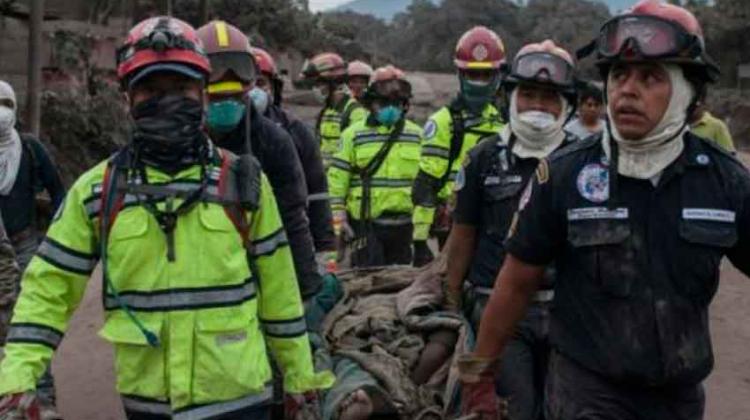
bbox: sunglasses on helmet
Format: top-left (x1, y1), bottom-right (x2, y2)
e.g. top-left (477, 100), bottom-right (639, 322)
top-left (511, 52), bottom-right (575, 87)
top-left (207, 52), bottom-right (257, 84)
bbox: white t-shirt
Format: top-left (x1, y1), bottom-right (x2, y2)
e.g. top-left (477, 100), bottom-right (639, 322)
top-left (565, 118), bottom-right (605, 140)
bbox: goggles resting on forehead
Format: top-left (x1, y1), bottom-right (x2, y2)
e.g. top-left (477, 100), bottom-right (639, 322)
top-left (596, 14), bottom-right (702, 61)
top-left (511, 52), bottom-right (575, 87)
top-left (208, 52), bottom-right (257, 83)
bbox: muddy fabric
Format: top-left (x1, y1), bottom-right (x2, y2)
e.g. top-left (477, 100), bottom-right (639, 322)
top-left (320, 255), bottom-right (471, 419)
top-left (0, 214), bottom-right (18, 343)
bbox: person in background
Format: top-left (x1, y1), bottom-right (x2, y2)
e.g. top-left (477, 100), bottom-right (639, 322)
top-left (0, 81), bottom-right (65, 272)
top-left (347, 60), bottom-right (374, 101)
top-left (0, 80), bottom-right (65, 420)
top-left (564, 81), bottom-right (605, 140)
top-left (411, 26), bottom-right (507, 267)
top-left (301, 53), bottom-right (368, 169)
top-left (689, 90), bottom-right (735, 154)
top-left (249, 46), bottom-right (337, 274)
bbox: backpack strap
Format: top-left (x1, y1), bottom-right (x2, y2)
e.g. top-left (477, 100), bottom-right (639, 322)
top-left (340, 100), bottom-right (359, 132)
top-left (217, 149), bottom-right (251, 249)
top-left (440, 101), bottom-right (466, 186)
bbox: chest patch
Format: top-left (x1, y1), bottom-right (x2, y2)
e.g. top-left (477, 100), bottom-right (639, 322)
top-left (423, 120), bottom-right (437, 141)
top-left (682, 208), bottom-right (735, 223)
top-left (576, 163), bottom-right (609, 203)
top-left (567, 207), bottom-right (629, 221)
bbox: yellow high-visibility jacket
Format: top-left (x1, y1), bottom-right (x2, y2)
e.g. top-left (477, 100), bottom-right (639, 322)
top-left (412, 103), bottom-right (504, 240)
top-left (317, 96), bottom-right (368, 168)
top-left (0, 148), bottom-right (333, 417)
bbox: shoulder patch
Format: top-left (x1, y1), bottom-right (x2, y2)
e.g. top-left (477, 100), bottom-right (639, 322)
top-left (423, 119), bottom-right (438, 141)
top-left (535, 159), bottom-right (550, 184)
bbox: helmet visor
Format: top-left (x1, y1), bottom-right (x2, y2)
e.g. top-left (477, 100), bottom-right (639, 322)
top-left (512, 52), bottom-right (575, 87)
top-left (598, 15), bottom-right (696, 60)
top-left (208, 52), bottom-right (257, 83)
top-left (371, 79), bottom-right (411, 100)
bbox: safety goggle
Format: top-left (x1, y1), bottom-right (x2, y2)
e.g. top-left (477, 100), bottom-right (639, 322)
top-left (208, 52), bottom-right (257, 83)
top-left (511, 52), bottom-right (575, 87)
top-left (370, 79), bottom-right (411, 99)
top-left (596, 14), bottom-right (701, 61)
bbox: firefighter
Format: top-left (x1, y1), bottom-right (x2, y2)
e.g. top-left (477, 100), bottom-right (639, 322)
top-left (412, 26), bottom-right (506, 267)
top-left (347, 60), bottom-right (374, 101)
top-left (327, 66), bottom-right (422, 267)
top-left (196, 21), bottom-right (324, 299)
top-left (249, 46), bottom-right (337, 273)
top-left (301, 53), bottom-right (368, 169)
top-left (0, 16), bottom-right (332, 419)
top-left (460, 2), bottom-right (750, 419)
top-left (447, 40), bottom-right (579, 420)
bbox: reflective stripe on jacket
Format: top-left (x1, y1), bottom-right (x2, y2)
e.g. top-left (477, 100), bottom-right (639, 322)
top-left (328, 119), bottom-right (422, 221)
top-left (0, 153), bottom-right (334, 413)
top-left (412, 103), bottom-right (504, 240)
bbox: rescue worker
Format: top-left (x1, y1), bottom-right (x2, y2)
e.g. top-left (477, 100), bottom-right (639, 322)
top-left (0, 81), bottom-right (65, 272)
top-left (446, 40), bottom-right (578, 420)
top-left (248, 47), bottom-right (337, 273)
top-left (197, 21), bottom-right (323, 299)
top-left (347, 60), bottom-right (374, 101)
top-left (0, 17), bottom-right (332, 419)
top-left (301, 53), bottom-right (368, 169)
top-left (328, 65), bottom-right (422, 267)
top-left (412, 26), bottom-right (506, 266)
top-left (689, 90), bottom-right (735, 153)
top-left (461, 2), bottom-right (750, 419)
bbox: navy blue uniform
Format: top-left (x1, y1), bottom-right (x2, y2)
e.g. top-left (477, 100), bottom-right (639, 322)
top-left (506, 132), bottom-right (750, 419)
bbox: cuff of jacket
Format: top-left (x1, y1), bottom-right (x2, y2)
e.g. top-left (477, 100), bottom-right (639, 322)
top-left (413, 223), bottom-right (431, 241)
top-left (283, 370), bottom-right (336, 394)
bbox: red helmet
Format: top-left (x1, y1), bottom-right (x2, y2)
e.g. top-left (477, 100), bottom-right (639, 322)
top-left (365, 65), bottom-right (412, 102)
top-left (454, 26), bottom-right (506, 71)
top-left (117, 16), bottom-right (210, 87)
top-left (584, 0), bottom-right (718, 82)
top-left (252, 47), bottom-right (278, 77)
top-left (347, 60), bottom-right (373, 79)
top-left (300, 52), bottom-right (347, 82)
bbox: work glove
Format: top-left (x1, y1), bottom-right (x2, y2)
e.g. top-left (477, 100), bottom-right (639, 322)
top-left (284, 391), bottom-right (321, 420)
top-left (315, 251), bottom-right (338, 275)
top-left (412, 240), bottom-right (434, 267)
top-left (332, 211), bottom-right (354, 241)
top-left (457, 355), bottom-right (506, 420)
top-left (0, 392), bottom-right (40, 420)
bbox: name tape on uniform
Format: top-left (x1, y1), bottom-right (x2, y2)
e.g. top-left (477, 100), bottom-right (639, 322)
top-left (567, 207), bottom-right (629, 221)
top-left (682, 208), bottom-right (736, 223)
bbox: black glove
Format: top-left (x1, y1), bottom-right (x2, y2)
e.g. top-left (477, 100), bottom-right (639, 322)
top-left (413, 240), bottom-right (434, 267)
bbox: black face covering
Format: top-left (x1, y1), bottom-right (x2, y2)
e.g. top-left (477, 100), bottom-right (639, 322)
top-left (131, 94), bottom-right (209, 174)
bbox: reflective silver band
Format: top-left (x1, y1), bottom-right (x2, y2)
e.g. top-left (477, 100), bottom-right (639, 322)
top-left (372, 216), bottom-right (412, 226)
top-left (329, 159), bottom-right (351, 172)
top-left (307, 192), bottom-right (330, 203)
top-left (36, 239), bottom-right (97, 275)
top-left (261, 317), bottom-right (307, 338)
top-left (350, 178), bottom-right (413, 188)
top-left (121, 397), bottom-right (172, 416)
top-left (473, 286), bottom-right (554, 302)
top-left (104, 280), bottom-right (256, 311)
top-left (7, 324), bottom-right (64, 349)
top-left (251, 229), bottom-right (288, 257)
top-left (421, 145), bottom-right (451, 159)
top-left (175, 387), bottom-right (273, 420)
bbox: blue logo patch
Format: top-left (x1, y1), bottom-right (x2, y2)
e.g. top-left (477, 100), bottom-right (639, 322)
top-left (576, 163), bottom-right (609, 203)
top-left (423, 120), bottom-right (437, 141)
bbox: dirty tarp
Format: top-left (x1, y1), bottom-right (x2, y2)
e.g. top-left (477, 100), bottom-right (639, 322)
top-left (318, 253), bottom-right (473, 419)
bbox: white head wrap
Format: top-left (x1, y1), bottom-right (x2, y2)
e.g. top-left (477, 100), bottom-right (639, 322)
top-left (508, 88), bottom-right (569, 159)
top-left (0, 81), bottom-right (21, 196)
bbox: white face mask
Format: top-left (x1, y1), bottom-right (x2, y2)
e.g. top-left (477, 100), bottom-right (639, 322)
top-left (0, 107), bottom-right (15, 132)
top-left (508, 89), bottom-right (569, 159)
top-left (249, 87), bottom-right (270, 115)
top-left (517, 110), bottom-right (557, 131)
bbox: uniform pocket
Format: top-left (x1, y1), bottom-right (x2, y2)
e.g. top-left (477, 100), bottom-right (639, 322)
top-left (192, 303), bottom-right (270, 403)
top-left (677, 220), bottom-right (735, 303)
top-left (98, 313), bottom-right (165, 398)
top-left (568, 218), bottom-right (635, 297)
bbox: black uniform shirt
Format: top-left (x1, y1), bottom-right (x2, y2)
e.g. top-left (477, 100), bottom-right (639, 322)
top-left (453, 134), bottom-right (575, 290)
top-left (506, 132), bottom-right (750, 387)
